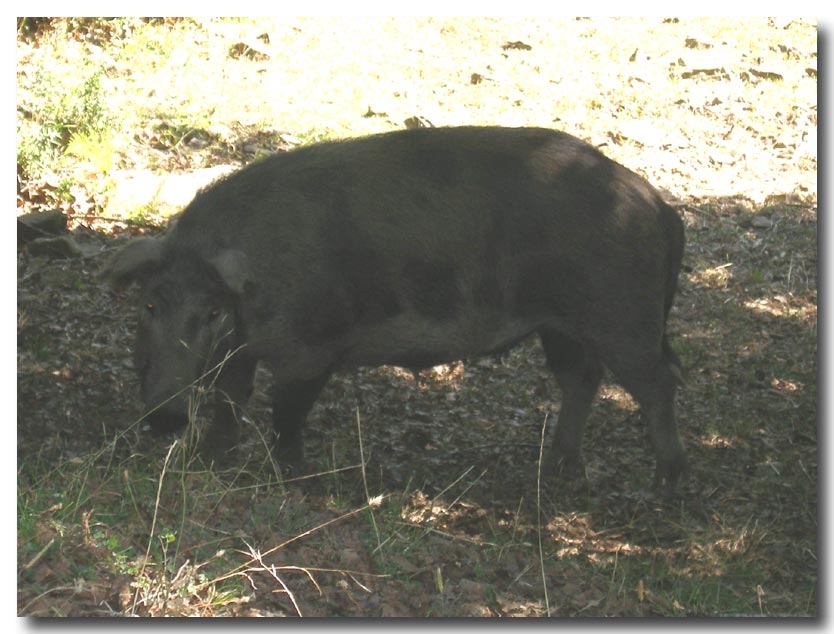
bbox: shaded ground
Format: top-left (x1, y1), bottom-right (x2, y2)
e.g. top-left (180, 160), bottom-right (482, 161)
top-left (16, 193), bottom-right (817, 617)
top-left (17, 17), bottom-right (817, 617)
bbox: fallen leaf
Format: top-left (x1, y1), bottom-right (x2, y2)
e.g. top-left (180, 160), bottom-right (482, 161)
top-left (502, 40), bottom-right (531, 51)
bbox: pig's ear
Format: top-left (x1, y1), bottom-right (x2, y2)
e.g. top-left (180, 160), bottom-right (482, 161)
top-left (100, 237), bottom-right (164, 289)
top-left (209, 249), bottom-right (252, 295)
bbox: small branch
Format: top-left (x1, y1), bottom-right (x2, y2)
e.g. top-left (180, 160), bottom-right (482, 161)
top-left (19, 537), bottom-right (56, 576)
top-left (536, 415), bottom-right (551, 617)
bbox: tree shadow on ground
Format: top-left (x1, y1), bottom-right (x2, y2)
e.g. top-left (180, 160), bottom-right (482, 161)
top-left (17, 192), bottom-right (816, 616)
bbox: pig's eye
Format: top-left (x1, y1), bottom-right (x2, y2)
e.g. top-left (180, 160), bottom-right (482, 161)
top-left (208, 307), bottom-right (223, 322)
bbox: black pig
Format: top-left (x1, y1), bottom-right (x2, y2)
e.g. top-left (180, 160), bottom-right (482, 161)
top-left (104, 126), bottom-right (687, 494)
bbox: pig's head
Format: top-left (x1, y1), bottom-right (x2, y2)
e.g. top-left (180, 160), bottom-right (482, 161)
top-left (102, 237), bottom-right (251, 433)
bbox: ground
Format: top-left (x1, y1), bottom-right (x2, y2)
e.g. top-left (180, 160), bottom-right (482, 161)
top-left (16, 17), bottom-right (817, 617)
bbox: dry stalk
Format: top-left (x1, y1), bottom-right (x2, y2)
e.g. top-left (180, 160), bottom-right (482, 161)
top-left (536, 414), bottom-right (551, 616)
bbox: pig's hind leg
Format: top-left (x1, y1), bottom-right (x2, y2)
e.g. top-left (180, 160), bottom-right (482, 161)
top-left (602, 333), bottom-right (688, 497)
top-left (539, 328), bottom-right (604, 479)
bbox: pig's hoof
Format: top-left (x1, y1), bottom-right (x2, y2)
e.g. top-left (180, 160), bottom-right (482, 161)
top-left (273, 457), bottom-right (306, 481)
top-left (541, 452), bottom-right (585, 480)
top-left (146, 409), bottom-right (189, 434)
top-left (195, 424), bottom-right (240, 467)
top-left (200, 427), bottom-right (240, 456)
top-left (653, 455), bottom-right (690, 498)
top-left (200, 442), bottom-right (239, 469)
top-left (270, 442), bottom-right (305, 477)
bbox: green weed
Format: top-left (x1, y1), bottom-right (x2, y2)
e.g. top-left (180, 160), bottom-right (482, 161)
top-left (18, 69), bottom-right (112, 180)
